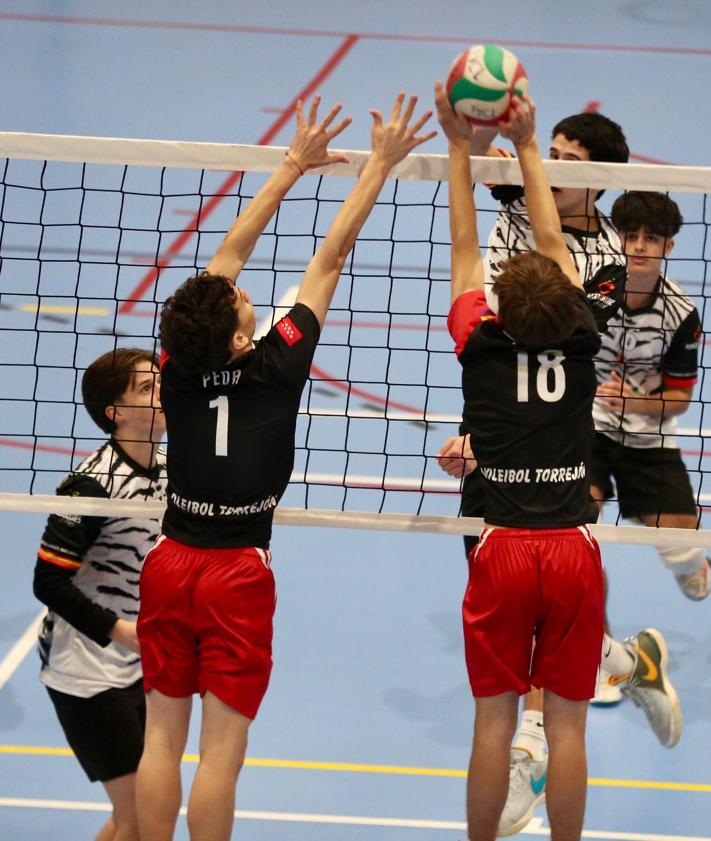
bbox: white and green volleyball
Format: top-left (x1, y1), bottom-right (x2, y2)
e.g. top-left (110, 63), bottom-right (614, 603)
top-left (446, 44), bottom-right (528, 126)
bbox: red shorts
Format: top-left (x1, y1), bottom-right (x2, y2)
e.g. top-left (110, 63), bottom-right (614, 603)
top-left (137, 536), bottom-right (276, 720)
top-left (463, 526), bottom-right (604, 701)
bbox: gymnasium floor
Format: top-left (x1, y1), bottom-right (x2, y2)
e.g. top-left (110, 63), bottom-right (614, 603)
top-left (1, 1), bottom-right (710, 839)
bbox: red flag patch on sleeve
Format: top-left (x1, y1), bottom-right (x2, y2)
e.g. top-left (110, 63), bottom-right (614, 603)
top-left (276, 316), bottom-right (303, 346)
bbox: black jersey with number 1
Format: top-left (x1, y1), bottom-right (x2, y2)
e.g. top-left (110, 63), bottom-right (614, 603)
top-left (160, 303), bottom-right (320, 549)
top-left (449, 289), bottom-right (602, 528)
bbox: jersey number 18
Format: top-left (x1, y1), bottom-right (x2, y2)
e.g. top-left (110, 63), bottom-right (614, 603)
top-left (516, 351), bottom-right (566, 403)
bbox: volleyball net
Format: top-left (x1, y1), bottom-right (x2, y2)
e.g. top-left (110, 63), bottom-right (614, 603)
top-left (1, 130), bottom-right (711, 546)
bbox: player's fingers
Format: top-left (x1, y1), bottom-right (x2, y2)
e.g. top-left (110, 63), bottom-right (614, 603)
top-left (410, 110), bottom-right (434, 135)
top-left (325, 152), bottom-right (350, 165)
top-left (308, 94), bottom-right (322, 125)
top-left (410, 128), bottom-right (438, 148)
top-left (369, 109), bottom-right (383, 129)
top-left (320, 103), bottom-right (343, 130)
top-left (295, 99), bottom-right (305, 130)
top-left (325, 115), bottom-right (352, 140)
top-left (402, 94), bottom-right (418, 125)
top-left (390, 92), bottom-right (405, 122)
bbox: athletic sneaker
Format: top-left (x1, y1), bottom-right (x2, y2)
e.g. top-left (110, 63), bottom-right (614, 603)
top-left (621, 628), bottom-right (683, 748)
top-left (590, 668), bottom-right (623, 706)
top-left (497, 748), bottom-right (547, 837)
top-left (674, 557), bottom-right (710, 601)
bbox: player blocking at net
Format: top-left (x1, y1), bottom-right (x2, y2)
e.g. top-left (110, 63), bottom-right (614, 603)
top-left (434, 84), bottom-right (681, 841)
top-left (134, 94), bottom-right (436, 841)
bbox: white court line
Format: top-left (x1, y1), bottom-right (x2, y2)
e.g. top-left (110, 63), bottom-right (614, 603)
top-left (0, 799), bottom-right (708, 840)
top-left (0, 609), bottom-right (46, 691)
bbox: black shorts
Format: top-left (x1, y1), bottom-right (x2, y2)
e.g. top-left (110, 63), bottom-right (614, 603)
top-left (589, 432), bottom-right (698, 520)
top-left (46, 679), bottom-right (145, 783)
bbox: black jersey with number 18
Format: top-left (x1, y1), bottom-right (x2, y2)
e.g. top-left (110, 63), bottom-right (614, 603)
top-left (160, 303), bottom-right (320, 549)
top-left (449, 289), bottom-right (601, 528)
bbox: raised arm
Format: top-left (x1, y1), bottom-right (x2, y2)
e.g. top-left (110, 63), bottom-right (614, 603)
top-left (500, 96), bottom-right (582, 289)
top-left (434, 82), bottom-right (497, 303)
top-left (296, 93), bottom-right (436, 327)
top-left (206, 96), bottom-right (352, 281)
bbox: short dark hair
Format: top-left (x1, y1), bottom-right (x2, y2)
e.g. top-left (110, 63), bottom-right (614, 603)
top-left (494, 252), bottom-right (580, 347)
top-left (552, 113), bottom-right (629, 164)
top-left (610, 191), bottom-right (683, 238)
top-left (82, 348), bottom-right (159, 434)
top-left (159, 272), bottom-right (239, 374)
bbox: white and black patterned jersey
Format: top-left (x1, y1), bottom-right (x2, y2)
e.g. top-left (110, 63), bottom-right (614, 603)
top-left (160, 303), bottom-right (320, 549)
top-left (34, 441), bottom-right (166, 698)
top-left (449, 289), bottom-right (601, 527)
top-left (592, 267), bottom-right (701, 448)
top-left (485, 196), bottom-right (625, 285)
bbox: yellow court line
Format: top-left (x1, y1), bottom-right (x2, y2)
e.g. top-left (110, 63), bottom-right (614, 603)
top-left (20, 304), bottom-right (110, 316)
top-left (1, 745), bottom-right (709, 793)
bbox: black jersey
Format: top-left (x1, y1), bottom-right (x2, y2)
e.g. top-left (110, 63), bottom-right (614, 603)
top-left (449, 289), bottom-right (601, 528)
top-left (160, 303), bottom-right (320, 549)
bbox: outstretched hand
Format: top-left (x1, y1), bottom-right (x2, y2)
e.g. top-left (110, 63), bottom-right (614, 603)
top-left (288, 96), bottom-right (352, 172)
top-left (369, 93), bottom-right (437, 168)
top-left (499, 94), bottom-right (536, 148)
top-left (434, 81), bottom-right (498, 154)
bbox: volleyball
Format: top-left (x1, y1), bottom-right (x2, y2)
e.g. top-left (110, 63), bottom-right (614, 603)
top-left (446, 44), bottom-right (528, 126)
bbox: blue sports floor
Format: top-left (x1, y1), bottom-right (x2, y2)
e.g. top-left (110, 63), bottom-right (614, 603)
top-left (1, 2), bottom-right (711, 839)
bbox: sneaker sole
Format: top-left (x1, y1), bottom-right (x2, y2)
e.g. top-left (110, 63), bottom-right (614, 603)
top-left (642, 628), bottom-right (683, 748)
top-left (497, 792), bottom-right (546, 838)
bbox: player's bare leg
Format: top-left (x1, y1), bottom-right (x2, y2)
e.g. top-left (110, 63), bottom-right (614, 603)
top-left (542, 690), bottom-right (589, 841)
top-left (639, 511), bottom-right (710, 600)
top-left (187, 691), bottom-right (251, 841)
top-left (100, 773), bottom-right (140, 841)
top-left (136, 690), bottom-right (192, 841)
top-left (467, 692), bottom-right (519, 841)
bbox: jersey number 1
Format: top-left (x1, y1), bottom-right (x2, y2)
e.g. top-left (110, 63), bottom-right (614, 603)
top-left (209, 396), bottom-right (229, 457)
top-left (516, 351), bottom-right (566, 402)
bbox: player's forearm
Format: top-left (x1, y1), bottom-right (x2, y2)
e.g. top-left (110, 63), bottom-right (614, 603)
top-left (516, 136), bottom-right (562, 253)
top-left (206, 157), bottom-right (301, 280)
top-left (624, 390), bottom-right (692, 419)
top-left (33, 560), bottom-right (118, 646)
top-left (316, 152), bottom-right (391, 266)
top-left (449, 140), bottom-right (482, 300)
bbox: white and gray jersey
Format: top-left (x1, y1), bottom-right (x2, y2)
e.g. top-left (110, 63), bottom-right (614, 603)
top-left (485, 196), bottom-right (624, 284)
top-left (36, 441), bottom-right (167, 698)
top-left (592, 270), bottom-right (701, 448)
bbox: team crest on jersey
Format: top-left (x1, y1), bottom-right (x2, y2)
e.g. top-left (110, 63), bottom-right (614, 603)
top-left (276, 316), bottom-right (302, 346)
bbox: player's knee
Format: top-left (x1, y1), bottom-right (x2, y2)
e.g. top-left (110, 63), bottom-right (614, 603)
top-left (657, 544), bottom-right (706, 575)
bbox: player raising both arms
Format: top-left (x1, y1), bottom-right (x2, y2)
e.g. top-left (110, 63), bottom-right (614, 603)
top-left (135, 94), bottom-right (435, 841)
top-left (435, 83), bottom-right (680, 841)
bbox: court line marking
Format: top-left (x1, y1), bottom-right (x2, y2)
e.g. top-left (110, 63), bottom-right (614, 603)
top-left (0, 745), bottom-right (709, 794)
top-left (118, 34), bottom-right (359, 314)
top-left (0, 799), bottom-right (708, 840)
top-left (0, 610), bottom-right (46, 691)
top-left (1, 12), bottom-right (709, 56)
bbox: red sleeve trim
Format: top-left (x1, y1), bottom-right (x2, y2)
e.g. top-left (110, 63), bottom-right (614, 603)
top-left (663, 375), bottom-right (697, 389)
top-left (447, 290), bottom-right (492, 357)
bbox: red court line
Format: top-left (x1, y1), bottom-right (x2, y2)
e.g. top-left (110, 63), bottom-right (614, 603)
top-left (309, 364), bottom-right (424, 416)
top-left (118, 34), bottom-right (359, 314)
top-left (0, 438), bottom-right (92, 458)
top-left (1, 12), bottom-right (709, 56)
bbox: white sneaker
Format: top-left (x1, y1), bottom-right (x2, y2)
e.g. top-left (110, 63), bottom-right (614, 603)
top-left (497, 748), bottom-right (547, 837)
top-left (674, 557), bottom-right (710, 601)
top-left (591, 668), bottom-right (623, 706)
